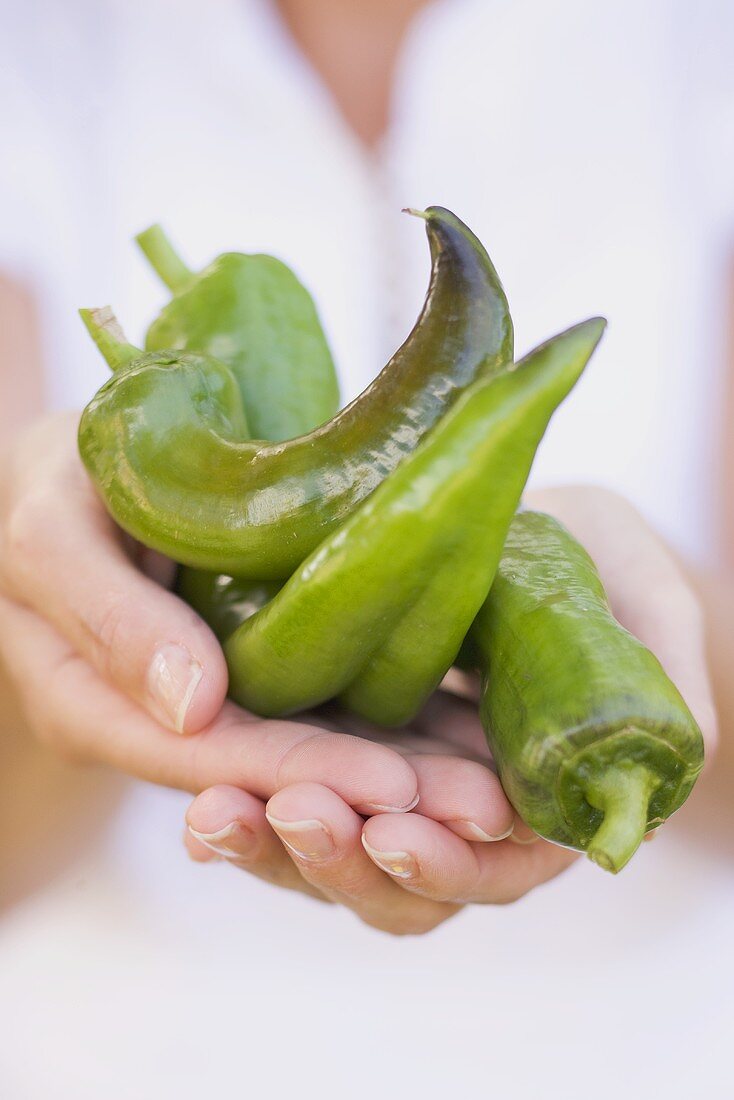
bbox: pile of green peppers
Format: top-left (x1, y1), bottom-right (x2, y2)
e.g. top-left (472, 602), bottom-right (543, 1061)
top-left (79, 207), bottom-right (704, 874)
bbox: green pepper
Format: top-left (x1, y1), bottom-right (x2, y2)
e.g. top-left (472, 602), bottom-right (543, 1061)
top-left (223, 320), bottom-right (605, 722)
top-left (153, 223), bottom-right (344, 628)
top-left (136, 224), bottom-right (341, 441)
top-left (176, 570), bottom-right (283, 644)
top-left (470, 509), bottom-right (705, 873)
top-left (78, 207), bottom-right (513, 579)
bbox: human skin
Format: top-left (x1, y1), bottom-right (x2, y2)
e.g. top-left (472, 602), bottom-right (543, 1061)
top-left (275, 0), bottom-right (429, 146)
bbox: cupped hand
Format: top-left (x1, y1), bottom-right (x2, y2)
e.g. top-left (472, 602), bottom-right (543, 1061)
top-left (188, 486), bottom-right (718, 935)
top-left (0, 412), bottom-right (420, 814)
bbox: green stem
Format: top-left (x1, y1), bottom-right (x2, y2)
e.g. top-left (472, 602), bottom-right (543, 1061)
top-left (584, 764), bottom-right (659, 874)
top-left (79, 307), bottom-right (141, 372)
top-left (135, 224), bottom-right (194, 292)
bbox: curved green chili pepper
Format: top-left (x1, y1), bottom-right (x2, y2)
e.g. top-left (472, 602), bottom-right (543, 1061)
top-left (223, 320), bottom-right (605, 721)
top-left (470, 509), bottom-right (704, 873)
top-left (137, 224), bottom-right (341, 441)
top-left (79, 207), bottom-right (513, 579)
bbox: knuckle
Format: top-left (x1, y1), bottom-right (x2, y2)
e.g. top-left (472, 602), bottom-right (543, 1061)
top-left (244, 858), bottom-right (294, 887)
top-left (80, 589), bottom-right (130, 670)
top-left (25, 697), bottom-right (84, 764)
top-left (2, 493), bottom-right (56, 588)
top-left (314, 867), bottom-right (373, 899)
top-left (47, 736), bottom-right (90, 766)
top-left (272, 729), bottom-right (335, 789)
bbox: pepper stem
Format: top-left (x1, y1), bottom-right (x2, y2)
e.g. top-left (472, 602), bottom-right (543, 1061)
top-left (135, 224), bottom-right (194, 292)
top-left (79, 307), bottom-right (141, 372)
top-left (584, 764), bottom-right (659, 874)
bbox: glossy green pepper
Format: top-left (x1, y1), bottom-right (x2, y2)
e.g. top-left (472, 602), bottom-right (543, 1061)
top-left (221, 321), bottom-right (605, 722)
top-left (470, 509), bottom-right (705, 873)
top-left (177, 571), bottom-right (283, 645)
top-left (79, 207), bottom-right (512, 578)
top-left (156, 224), bottom-right (344, 627)
top-left (136, 224), bottom-right (340, 441)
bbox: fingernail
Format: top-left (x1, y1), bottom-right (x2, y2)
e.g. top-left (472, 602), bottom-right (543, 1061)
top-left (361, 836), bottom-right (417, 879)
top-left (148, 643), bottom-right (203, 733)
top-left (187, 822), bottom-right (256, 858)
top-left (509, 827), bottom-right (539, 845)
top-left (265, 815), bottom-right (335, 862)
top-left (365, 792), bottom-right (420, 814)
top-left (460, 821), bottom-right (514, 842)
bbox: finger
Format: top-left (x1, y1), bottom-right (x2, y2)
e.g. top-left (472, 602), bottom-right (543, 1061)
top-left (320, 692), bottom-right (491, 772)
top-left (185, 785), bottom-right (325, 899)
top-left (362, 813), bottom-right (577, 904)
top-left (266, 782), bottom-right (458, 934)
top-left (412, 690), bottom-right (489, 760)
top-left (606, 550), bottom-right (717, 749)
top-left (184, 827), bottom-right (219, 862)
top-left (340, 694), bottom-right (516, 840)
top-left (2, 421), bottom-right (227, 734)
top-left (408, 754), bottom-right (514, 841)
top-left (0, 595), bottom-right (419, 813)
top-left (508, 816), bottom-right (540, 844)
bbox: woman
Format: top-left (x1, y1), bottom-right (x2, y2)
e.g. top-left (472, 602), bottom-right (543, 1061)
top-left (0, 0), bottom-right (731, 1092)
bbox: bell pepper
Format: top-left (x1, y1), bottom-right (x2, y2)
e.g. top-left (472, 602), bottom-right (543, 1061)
top-left (136, 223), bottom-right (340, 441)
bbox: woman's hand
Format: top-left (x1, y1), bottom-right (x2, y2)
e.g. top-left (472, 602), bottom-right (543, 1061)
top-left (188, 486), bottom-right (718, 934)
top-left (0, 412), bottom-right (422, 814)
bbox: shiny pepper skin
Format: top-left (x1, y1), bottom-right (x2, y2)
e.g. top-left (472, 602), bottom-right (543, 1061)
top-left (137, 223), bottom-right (341, 442)
top-left (78, 208), bottom-right (513, 578)
top-left (217, 321), bottom-right (605, 724)
top-left (470, 510), bottom-right (705, 872)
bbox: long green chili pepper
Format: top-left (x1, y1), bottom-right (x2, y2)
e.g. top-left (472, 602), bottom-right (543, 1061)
top-left (470, 510), bottom-right (705, 873)
top-left (223, 320), bottom-right (604, 721)
top-left (137, 224), bottom-right (341, 441)
top-left (78, 207), bottom-right (513, 579)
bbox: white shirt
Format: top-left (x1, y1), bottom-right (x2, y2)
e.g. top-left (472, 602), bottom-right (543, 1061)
top-left (1, 2), bottom-right (733, 1097)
